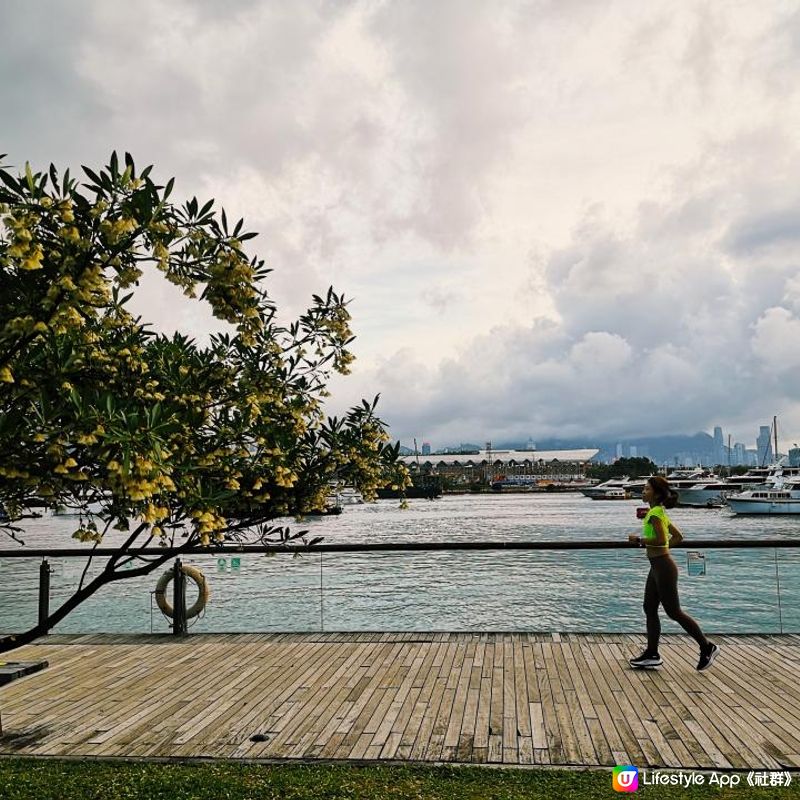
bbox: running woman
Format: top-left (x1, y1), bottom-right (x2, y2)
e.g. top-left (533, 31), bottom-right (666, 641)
top-left (628, 476), bottom-right (720, 671)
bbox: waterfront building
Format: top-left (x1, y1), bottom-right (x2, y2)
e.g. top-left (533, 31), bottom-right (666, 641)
top-left (399, 448), bottom-right (600, 484)
top-left (421, 442), bottom-right (431, 456)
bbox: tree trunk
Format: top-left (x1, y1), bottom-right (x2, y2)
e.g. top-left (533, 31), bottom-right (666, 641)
top-left (0, 549), bottom-right (179, 655)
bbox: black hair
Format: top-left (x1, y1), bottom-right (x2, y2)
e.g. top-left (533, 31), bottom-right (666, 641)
top-left (648, 476), bottom-right (679, 509)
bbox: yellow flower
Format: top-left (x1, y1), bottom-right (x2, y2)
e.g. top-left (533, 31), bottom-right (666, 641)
top-left (0, 366), bottom-right (13, 383)
top-left (21, 251), bottom-right (43, 270)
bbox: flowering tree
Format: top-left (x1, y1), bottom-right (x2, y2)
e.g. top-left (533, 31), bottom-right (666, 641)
top-left (0, 152), bottom-right (409, 652)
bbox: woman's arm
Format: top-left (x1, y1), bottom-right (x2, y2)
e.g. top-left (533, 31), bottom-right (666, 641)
top-left (667, 521), bottom-right (683, 545)
top-left (650, 516), bottom-right (669, 547)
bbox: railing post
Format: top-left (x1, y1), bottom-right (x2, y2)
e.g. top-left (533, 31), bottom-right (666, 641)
top-left (38, 558), bottom-right (52, 633)
top-left (173, 558), bottom-right (187, 636)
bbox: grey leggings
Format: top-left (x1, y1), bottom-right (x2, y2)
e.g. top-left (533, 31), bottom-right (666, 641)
top-left (644, 554), bottom-right (708, 653)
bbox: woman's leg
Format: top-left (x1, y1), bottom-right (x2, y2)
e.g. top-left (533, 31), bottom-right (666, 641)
top-left (651, 555), bottom-right (709, 649)
top-left (643, 566), bottom-right (661, 654)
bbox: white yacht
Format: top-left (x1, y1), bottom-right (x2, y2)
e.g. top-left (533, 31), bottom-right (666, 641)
top-left (727, 464), bottom-right (800, 514)
top-left (581, 476), bottom-right (649, 500)
top-left (676, 480), bottom-right (734, 508)
top-left (327, 487), bottom-right (365, 505)
top-left (662, 468), bottom-right (724, 507)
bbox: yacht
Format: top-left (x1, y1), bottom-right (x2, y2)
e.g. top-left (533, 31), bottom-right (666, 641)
top-left (581, 476), bottom-right (649, 500)
top-left (662, 468), bottom-right (725, 508)
top-left (727, 464), bottom-right (800, 514)
top-left (327, 487), bottom-right (365, 505)
top-left (676, 480), bottom-right (734, 508)
top-left (592, 488), bottom-right (631, 500)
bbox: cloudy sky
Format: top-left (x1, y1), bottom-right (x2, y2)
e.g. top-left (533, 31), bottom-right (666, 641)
top-left (3, 0), bottom-right (800, 450)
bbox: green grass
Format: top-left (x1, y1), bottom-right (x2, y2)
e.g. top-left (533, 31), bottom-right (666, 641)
top-left (0, 759), bottom-right (798, 800)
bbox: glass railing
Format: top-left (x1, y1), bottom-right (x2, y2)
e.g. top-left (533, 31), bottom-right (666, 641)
top-left (0, 543), bottom-right (798, 636)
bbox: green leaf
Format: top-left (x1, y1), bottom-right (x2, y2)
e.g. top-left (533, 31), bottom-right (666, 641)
top-left (82, 166), bottom-right (103, 186)
top-left (0, 169), bottom-right (20, 192)
top-left (24, 161), bottom-right (35, 191)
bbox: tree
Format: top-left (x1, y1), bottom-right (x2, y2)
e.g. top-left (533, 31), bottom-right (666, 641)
top-left (0, 152), bottom-right (409, 653)
top-left (586, 457), bottom-right (657, 482)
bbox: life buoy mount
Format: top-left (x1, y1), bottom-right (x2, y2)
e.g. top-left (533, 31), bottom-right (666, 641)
top-left (154, 564), bottom-right (210, 619)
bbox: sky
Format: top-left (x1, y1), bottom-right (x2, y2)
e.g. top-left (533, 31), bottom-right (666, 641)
top-left (3, 0), bottom-right (800, 450)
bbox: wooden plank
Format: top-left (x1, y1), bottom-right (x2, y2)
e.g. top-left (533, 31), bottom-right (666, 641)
top-left (3, 633), bottom-right (800, 770)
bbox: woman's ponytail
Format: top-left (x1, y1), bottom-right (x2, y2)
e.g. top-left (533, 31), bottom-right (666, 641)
top-left (647, 476), bottom-right (678, 508)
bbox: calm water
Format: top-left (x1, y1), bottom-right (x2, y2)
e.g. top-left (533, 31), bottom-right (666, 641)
top-left (1, 493), bottom-right (798, 634)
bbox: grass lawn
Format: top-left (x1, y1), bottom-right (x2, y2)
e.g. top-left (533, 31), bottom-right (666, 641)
top-left (0, 759), bottom-right (797, 800)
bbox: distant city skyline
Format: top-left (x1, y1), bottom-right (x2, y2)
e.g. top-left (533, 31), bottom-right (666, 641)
top-left (404, 421), bottom-right (796, 467)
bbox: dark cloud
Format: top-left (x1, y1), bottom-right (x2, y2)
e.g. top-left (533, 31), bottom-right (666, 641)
top-left (724, 207), bottom-right (800, 254)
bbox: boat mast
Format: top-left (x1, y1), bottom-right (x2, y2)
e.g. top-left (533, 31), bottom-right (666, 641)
top-left (773, 415), bottom-right (779, 463)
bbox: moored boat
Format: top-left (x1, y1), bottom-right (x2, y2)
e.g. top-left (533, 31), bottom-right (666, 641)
top-left (591, 488), bottom-right (631, 500)
top-left (581, 477), bottom-right (648, 499)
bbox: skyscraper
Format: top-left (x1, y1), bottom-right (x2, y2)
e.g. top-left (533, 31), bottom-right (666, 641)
top-left (713, 426), bottom-right (725, 465)
top-left (756, 426), bottom-right (773, 466)
top-left (421, 441), bottom-right (431, 456)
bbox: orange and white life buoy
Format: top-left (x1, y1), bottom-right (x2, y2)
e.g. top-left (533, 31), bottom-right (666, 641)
top-left (154, 564), bottom-right (210, 619)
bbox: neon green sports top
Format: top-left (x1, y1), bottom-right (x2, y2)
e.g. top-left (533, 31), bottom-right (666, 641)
top-left (642, 505), bottom-right (671, 555)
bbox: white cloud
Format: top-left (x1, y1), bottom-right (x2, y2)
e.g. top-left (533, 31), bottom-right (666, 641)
top-left (3, 0), bottom-right (800, 446)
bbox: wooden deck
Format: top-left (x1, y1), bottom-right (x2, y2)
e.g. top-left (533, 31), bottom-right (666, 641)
top-left (1, 632), bottom-right (799, 769)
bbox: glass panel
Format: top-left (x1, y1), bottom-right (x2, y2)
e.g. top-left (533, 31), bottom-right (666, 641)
top-left (0, 546), bottom-right (792, 636)
top-left (0, 557), bottom-right (41, 633)
top-left (321, 550), bottom-right (646, 632)
top-left (669, 548), bottom-right (781, 634)
top-left (777, 548), bottom-right (800, 633)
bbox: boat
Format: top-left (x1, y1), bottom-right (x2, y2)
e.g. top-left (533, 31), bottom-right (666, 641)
top-left (676, 481), bottom-right (734, 508)
top-left (327, 487), bottom-right (364, 505)
top-left (306, 504), bottom-right (344, 516)
top-left (581, 477), bottom-right (648, 499)
top-left (591, 488), bottom-right (631, 500)
top-left (727, 464), bottom-right (800, 514)
top-left (726, 417), bottom-right (800, 514)
top-left (491, 475), bottom-right (540, 490)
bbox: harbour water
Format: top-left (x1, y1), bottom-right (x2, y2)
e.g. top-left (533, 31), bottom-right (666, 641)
top-left (1, 493), bottom-right (798, 635)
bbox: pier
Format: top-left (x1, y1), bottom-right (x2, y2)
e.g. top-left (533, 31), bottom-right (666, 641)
top-left (2, 631), bottom-right (799, 769)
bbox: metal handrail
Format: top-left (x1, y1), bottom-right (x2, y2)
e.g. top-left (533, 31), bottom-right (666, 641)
top-left (0, 539), bottom-right (798, 558)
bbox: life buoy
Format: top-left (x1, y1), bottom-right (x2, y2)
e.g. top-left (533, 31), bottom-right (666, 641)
top-left (155, 564), bottom-right (210, 619)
